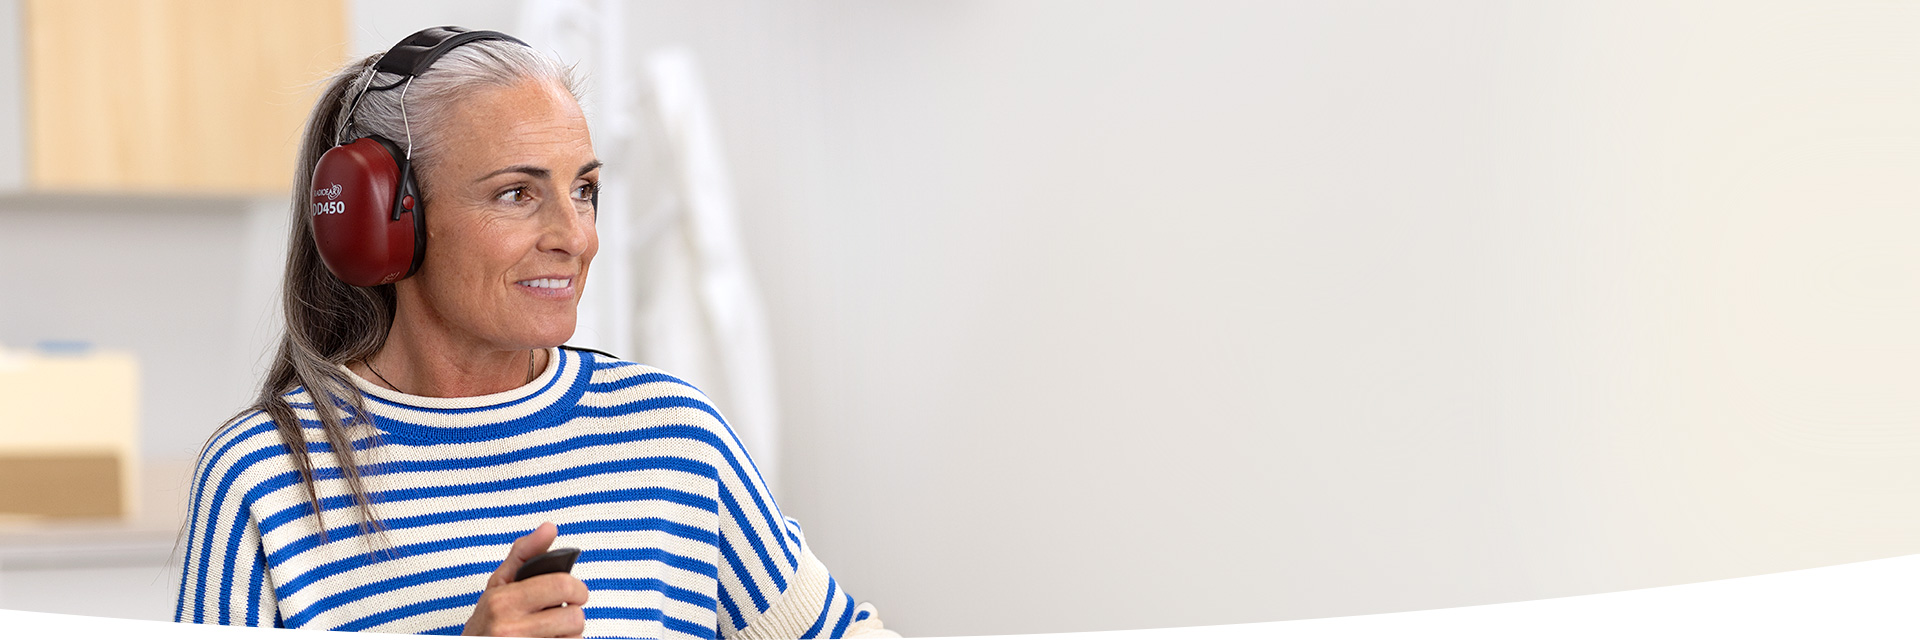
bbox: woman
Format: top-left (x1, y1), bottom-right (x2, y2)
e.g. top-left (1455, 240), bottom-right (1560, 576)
top-left (176, 27), bottom-right (894, 639)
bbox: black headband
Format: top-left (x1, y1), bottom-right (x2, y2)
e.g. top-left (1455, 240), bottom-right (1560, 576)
top-left (338, 26), bottom-right (530, 145)
top-left (374, 26), bottom-right (529, 78)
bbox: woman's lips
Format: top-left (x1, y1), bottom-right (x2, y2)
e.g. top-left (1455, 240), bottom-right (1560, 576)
top-left (516, 277), bottom-right (571, 289)
top-left (515, 277), bottom-right (574, 297)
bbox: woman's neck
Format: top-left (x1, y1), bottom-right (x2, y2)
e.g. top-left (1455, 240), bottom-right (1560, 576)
top-left (354, 316), bottom-right (548, 398)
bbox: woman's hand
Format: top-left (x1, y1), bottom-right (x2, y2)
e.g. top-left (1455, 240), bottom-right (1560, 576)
top-left (463, 522), bottom-right (589, 637)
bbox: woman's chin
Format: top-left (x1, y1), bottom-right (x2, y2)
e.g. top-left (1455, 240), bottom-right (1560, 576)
top-left (486, 315), bottom-right (577, 351)
top-left (531, 320), bottom-right (579, 349)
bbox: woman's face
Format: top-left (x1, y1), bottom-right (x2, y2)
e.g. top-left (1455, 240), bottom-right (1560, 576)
top-left (402, 78), bottom-right (600, 352)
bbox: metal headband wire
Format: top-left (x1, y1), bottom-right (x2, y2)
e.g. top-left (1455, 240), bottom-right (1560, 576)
top-left (334, 55), bottom-right (416, 149)
top-left (401, 77), bottom-right (415, 160)
top-left (334, 60), bottom-right (382, 146)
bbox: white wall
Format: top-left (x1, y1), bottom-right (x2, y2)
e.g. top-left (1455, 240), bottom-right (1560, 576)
top-left (0, 0), bottom-right (24, 190)
top-left (0, 195), bottom-right (283, 463)
top-left (737, 1), bottom-right (1920, 635)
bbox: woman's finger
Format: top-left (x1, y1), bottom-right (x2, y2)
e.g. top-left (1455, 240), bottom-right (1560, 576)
top-left (508, 573), bottom-right (590, 611)
top-left (519, 596), bottom-right (589, 638)
top-left (464, 573), bottom-right (589, 637)
top-left (487, 522), bottom-right (560, 588)
top-left (473, 574), bottom-right (589, 637)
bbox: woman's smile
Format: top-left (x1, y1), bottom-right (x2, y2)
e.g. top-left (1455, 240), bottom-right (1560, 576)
top-left (515, 276), bottom-right (574, 298)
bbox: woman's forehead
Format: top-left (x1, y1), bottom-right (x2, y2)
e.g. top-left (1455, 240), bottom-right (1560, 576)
top-left (438, 80), bottom-right (595, 175)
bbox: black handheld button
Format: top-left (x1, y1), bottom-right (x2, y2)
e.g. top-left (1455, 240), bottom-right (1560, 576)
top-left (513, 547), bottom-right (581, 582)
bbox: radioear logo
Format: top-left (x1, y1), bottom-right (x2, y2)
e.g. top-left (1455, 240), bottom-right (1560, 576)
top-left (311, 183), bottom-right (346, 216)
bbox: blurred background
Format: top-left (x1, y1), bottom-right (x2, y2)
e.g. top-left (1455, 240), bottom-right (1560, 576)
top-left (2, 0), bottom-right (1918, 636)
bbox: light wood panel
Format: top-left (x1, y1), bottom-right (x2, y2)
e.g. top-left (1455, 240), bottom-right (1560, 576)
top-left (25, 0), bottom-right (345, 193)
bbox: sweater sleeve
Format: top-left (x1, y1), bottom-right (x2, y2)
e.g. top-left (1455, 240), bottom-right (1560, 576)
top-left (728, 518), bottom-right (898, 639)
top-left (175, 416), bottom-right (282, 627)
top-left (692, 395), bottom-right (893, 638)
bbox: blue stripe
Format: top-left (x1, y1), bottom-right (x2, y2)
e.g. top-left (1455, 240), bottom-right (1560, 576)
top-left (178, 413), bottom-right (273, 623)
top-left (663, 613), bottom-right (719, 639)
top-left (577, 388), bottom-right (795, 624)
top-left (277, 520), bottom-right (716, 601)
top-left (332, 590), bottom-right (479, 632)
top-left (222, 468), bottom-right (289, 624)
top-left (578, 546), bottom-right (718, 578)
top-left (580, 396), bottom-right (797, 576)
top-left (354, 349), bottom-right (574, 415)
top-left (260, 454), bottom-right (718, 534)
top-left (718, 484), bottom-right (788, 595)
top-left (423, 623), bottom-right (463, 635)
top-left (830, 591), bottom-right (856, 637)
top-left (584, 607), bottom-right (716, 639)
top-left (247, 542), bottom-right (266, 625)
top-left (285, 349), bottom-right (582, 433)
top-left (268, 487), bottom-right (717, 569)
top-left (212, 436), bottom-right (372, 618)
top-left (562, 519), bottom-right (721, 548)
top-left (257, 426), bottom-right (725, 533)
top-left (607, 372), bottom-right (786, 567)
top-left (589, 354), bottom-right (644, 372)
top-left (283, 560), bottom-right (495, 628)
top-left (855, 609), bottom-right (871, 622)
top-left (716, 529), bottom-right (769, 614)
top-left (582, 577), bottom-right (715, 609)
top-left (682, 394), bottom-right (799, 572)
top-left (197, 441), bottom-right (292, 623)
top-left (352, 354), bottom-right (593, 446)
top-left (202, 439), bottom-right (379, 597)
top-left (585, 370), bottom-right (687, 393)
top-left (199, 434), bottom-right (382, 566)
top-left (214, 439), bottom-right (357, 624)
top-left (711, 408), bottom-right (788, 560)
top-left (716, 575), bottom-right (747, 634)
top-left (276, 530), bottom-right (515, 599)
top-left (585, 606), bottom-right (661, 621)
top-left (346, 370), bottom-right (603, 446)
top-left (802, 577), bottom-right (837, 639)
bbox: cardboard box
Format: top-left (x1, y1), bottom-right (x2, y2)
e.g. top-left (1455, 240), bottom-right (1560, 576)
top-left (0, 348), bottom-right (139, 518)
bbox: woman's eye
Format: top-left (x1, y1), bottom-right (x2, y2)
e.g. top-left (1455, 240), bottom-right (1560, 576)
top-left (497, 187), bottom-right (531, 204)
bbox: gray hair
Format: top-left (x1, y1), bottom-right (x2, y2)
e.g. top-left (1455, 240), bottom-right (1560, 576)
top-left (337, 41), bottom-right (583, 197)
top-left (227, 40), bottom-right (580, 540)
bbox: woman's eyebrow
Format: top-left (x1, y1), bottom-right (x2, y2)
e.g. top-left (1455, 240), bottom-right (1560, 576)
top-left (476, 160), bottom-right (602, 183)
top-left (477, 165), bottom-right (550, 182)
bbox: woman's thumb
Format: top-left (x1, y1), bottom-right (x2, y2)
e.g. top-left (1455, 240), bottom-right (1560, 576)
top-left (487, 522), bottom-right (559, 588)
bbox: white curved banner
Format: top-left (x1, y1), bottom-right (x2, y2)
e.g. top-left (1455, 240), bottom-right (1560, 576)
top-left (7, 552), bottom-right (1919, 638)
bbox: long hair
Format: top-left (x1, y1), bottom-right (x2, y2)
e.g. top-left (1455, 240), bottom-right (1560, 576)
top-left (231, 40), bottom-right (580, 539)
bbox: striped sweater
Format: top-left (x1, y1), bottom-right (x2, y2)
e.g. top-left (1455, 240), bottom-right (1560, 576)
top-left (175, 346), bottom-right (892, 638)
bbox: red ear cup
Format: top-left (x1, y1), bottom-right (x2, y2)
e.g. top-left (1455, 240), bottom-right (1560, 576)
top-left (310, 136), bottom-right (424, 287)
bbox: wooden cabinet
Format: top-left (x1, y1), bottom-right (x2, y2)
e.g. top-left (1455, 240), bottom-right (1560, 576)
top-left (23, 0), bottom-right (345, 193)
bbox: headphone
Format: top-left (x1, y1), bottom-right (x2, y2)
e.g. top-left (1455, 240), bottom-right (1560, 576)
top-left (309, 26), bottom-right (530, 287)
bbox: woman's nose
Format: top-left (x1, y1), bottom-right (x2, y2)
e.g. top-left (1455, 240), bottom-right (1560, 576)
top-left (537, 193), bottom-right (595, 256)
